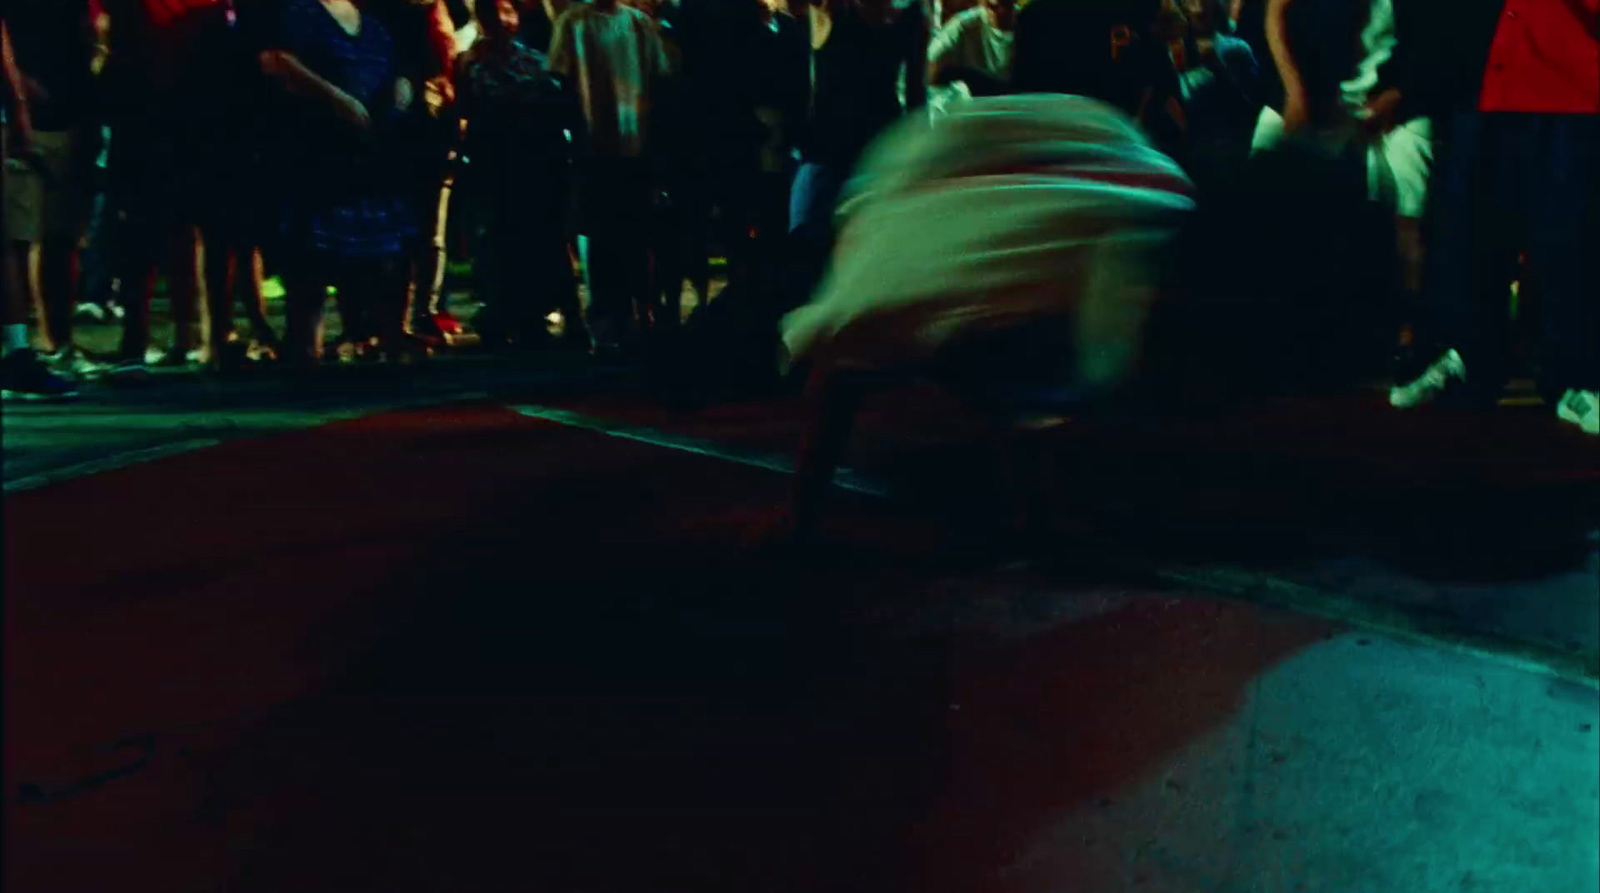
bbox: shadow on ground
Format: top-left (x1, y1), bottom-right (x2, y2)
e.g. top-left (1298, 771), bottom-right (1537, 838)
top-left (5, 404), bottom-right (1324, 892)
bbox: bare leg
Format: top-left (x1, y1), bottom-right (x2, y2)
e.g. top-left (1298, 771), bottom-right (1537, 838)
top-left (5, 241), bottom-right (35, 345)
top-left (202, 228), bottom-right (238, 358)
top-left (167, 224), bottom-right (202, 359)
top-left (282, 262), bottom-right (327, 369)
top-left (38, 237), bottom-right (77, 353)
top-left (373, 257), bottom-right (418, 359)
top-left (241, 246), bottom-right (279, 347)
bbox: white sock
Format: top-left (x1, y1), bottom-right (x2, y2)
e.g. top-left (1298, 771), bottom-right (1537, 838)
top-left (2, 324), bottom-right (29, 356)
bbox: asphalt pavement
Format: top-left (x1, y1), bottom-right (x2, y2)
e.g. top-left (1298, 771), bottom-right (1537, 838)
top-left (4, 306), bottom-right (1597, 892)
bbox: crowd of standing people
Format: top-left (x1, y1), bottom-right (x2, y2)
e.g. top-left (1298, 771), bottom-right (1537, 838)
top-left (0, 0), bottom-right (1594, 436)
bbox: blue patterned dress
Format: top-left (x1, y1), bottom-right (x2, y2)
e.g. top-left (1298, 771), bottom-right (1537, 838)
top-left (278, 0), bottom-right (418, 262)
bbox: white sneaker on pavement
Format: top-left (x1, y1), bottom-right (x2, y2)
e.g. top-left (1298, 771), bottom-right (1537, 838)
top-left (1389, 348), bottom-right (1467, 409)
top-left (1556, 389), bottom-right (1599, 435)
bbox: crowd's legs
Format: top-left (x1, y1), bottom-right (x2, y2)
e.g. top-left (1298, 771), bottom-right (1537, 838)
top-left (408, 169), bottom-right (459, 341)
top-left (476, 172), bottom-right (582, 349)
top-left (1414, 111), bottom-right (1599, 418)
top-left (5, 128), bottom-right (89, 362)
top-left (577, 158), bottom-right (654, 353)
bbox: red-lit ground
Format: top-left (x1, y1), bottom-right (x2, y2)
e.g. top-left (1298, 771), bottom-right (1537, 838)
top-left (5, 375), bottom-right (1597, 891)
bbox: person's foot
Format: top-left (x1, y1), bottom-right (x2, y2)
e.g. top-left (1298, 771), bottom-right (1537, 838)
top-left (1, 349), bottom-right (80, 401)
top-left (204, 339), bottom-right (256, 376)
top-left (332, 340), bottom-right (364, 365)
top-left (44, 346), bottom-right (110, 381)
top-left (249, 324), bottom-right (283, 356)
top-left (1556, 389), bottom-right (1599, 435)
top-left (150, 346), bottom-right (202, 368)
top-left (72, 302), bottom-right (110, 324)
top-left (1389, 348), bottom-right (1467, 409)
top-left (432, 310), bottom-right (465, 337)
top-left (379, 332), bottom-right (433, 365)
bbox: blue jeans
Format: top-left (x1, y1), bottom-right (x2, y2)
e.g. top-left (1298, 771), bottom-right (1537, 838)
top-left (785, 161), bottom-right (852, 310)
top-left (1422, 111), bottom-right (1600, 395)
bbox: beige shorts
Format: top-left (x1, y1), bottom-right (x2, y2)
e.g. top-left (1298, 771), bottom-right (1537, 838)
top-left (1251, 106), bottom-right (1434, 219)
top-left (3, 129), bottom-right (89, 244)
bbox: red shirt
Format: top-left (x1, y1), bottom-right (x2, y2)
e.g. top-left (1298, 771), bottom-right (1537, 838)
top-left (1479, 0), bottom-right (1600, 113)
top-left (141, 0), bottom-right (220, 27)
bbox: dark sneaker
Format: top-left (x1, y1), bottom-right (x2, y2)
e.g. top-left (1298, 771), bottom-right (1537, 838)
top-left (1556, 389), bottom-right (1598, 436)
top-left (1, 349), bottom-right (80, 401)
top-left (103, 359), bottom-right (153, 386)
top-left (1389, 348), bottom-right (1467, 409)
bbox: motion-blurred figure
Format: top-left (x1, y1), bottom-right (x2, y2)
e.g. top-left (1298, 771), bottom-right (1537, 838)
top-left (773, 95), bottom-right (1196, 541)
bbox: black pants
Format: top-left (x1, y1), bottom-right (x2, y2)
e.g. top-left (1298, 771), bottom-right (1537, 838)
top-left (1421, 111), bottom-right (1600, 397)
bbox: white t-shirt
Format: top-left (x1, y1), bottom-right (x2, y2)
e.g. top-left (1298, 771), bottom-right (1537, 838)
top-left (548, 3), bottom-right (671, 158)
top-left (928, 7), bottom-right (1013, 81)
top-left (1339, 0), bottom-right (1395, 110)
top-left (782, 95), bottom-right (1195, 388)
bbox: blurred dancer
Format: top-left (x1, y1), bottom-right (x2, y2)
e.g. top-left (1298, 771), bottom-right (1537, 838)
top-left (774, 96), bottom-right (1195, 540)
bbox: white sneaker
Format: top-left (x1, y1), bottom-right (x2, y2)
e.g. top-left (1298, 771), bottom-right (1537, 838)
top-left (46, 347), bottom-right (109, 380)
top-left (1556, 389), bottom-right (1599, 435)
top-left (1389, 348), bottom-right (1467, 409)
top-left (73, 303), bottom-right (109, 324)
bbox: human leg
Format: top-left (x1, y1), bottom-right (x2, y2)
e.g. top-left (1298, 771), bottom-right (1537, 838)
top-left (787, 362), bottom-right (866, 540)
top-left (1526, 115), bottom-right (1600, 432)
top-left (1393, 110), bottom-right (1520, 409)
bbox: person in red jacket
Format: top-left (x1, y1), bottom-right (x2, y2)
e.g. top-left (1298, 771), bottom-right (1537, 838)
top-left (1388, 0), bottom-right (1598, 435)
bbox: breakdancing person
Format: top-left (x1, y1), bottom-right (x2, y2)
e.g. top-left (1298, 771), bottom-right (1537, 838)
top-left (763, 88), bottom-right (1396, 543)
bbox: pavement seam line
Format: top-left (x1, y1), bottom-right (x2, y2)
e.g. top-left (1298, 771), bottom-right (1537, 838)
top-left (507, 401), bottom-right (1599, 689)
top-left (2, 391), bottom-right (497, 493)
top-left (508, 404), bottom-right (889, 496)
top-left (3, 439), bottom-right (225, 494)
